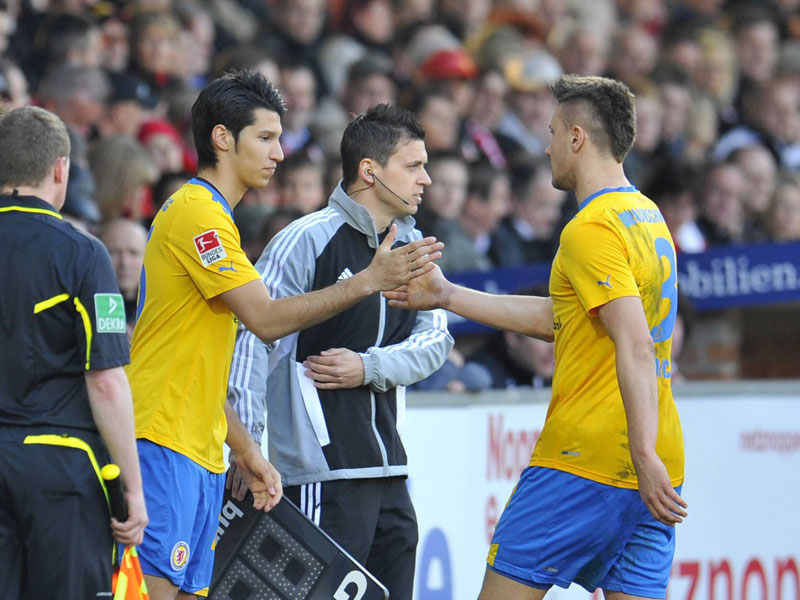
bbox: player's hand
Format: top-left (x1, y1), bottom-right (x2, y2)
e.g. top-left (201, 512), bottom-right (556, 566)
top-left (383, 264), bottom-right (451, 311)
top-left (364, 225), bottom-right (443, 292)
top-left (110, 488), bottom-right (148, 547)
top-left (634, 452), bottom-right (688, 525)
top-left (226, 452), bottom-right (250, 501)
top-left (234, 444), bottom-right (283, 512)
top-left (304, 348), bottom-right (365, 389)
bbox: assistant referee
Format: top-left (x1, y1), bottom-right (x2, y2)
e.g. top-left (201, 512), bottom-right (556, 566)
top-left (0, 106), bottom-right (147, 599)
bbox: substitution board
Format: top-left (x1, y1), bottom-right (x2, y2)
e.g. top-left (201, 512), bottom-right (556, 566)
top-left (210, 488), bottom-right (389, 600)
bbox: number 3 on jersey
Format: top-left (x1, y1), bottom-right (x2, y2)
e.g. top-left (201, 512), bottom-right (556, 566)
top-left (650, 236), bottom-right (678, 343)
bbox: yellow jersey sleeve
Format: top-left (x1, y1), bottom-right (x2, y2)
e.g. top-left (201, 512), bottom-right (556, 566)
top-left (168, 201), bottom-right (260, 300)
top-left (559, 220), bottom-right (639, 317)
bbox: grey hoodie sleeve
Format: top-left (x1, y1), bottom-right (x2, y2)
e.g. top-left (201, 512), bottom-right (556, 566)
top-left (228, 325), bottom-right (269, 444)
top-left (360, 307), bottom-right (454, 393)
top-left (227, 212), bottom-right (325, 441)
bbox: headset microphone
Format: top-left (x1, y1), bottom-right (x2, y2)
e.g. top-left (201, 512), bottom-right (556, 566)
top-left (367, 169), bottom-right (411, 206)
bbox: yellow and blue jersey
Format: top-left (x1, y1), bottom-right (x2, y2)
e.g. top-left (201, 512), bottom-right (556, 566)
top-left (530, 186), bottom-right (684, 489)
top-left (128, 178), bottom-right (261, 473)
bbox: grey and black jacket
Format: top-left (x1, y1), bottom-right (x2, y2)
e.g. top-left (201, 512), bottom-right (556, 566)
top-left (228, 184), bottom-right (453, 486)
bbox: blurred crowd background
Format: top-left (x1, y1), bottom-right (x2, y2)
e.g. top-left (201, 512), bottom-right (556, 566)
top-left (5, 0), bottom-right (800, 389)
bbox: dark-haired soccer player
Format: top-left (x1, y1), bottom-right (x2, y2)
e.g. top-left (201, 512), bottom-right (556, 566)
top-left (128, 72), bottom-right (443, 599)
top-left (229, 103), bottom-right (453, 600)
top-left (385, 75), bottom-right (688, 600)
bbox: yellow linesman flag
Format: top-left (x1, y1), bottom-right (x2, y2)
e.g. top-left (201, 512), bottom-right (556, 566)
top-left (113, 546), bottom-right (149, 600)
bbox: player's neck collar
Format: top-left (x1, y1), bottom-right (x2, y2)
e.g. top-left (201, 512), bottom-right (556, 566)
top-left (578, 186), bottom-right (638, 212)
top-left (190, 177), bottom-right (233, 216)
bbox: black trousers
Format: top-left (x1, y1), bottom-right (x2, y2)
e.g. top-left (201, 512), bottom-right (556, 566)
top-left (285, 476), bottom-right (419, 600)
top-left (0, 426), bottom-right (114, 599)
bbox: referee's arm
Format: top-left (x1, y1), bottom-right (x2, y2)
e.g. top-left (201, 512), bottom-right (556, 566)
top-left (86, 367), bottom-right (148, 546)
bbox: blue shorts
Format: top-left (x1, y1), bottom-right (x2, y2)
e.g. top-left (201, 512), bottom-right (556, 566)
top-left (134, 440), bottom-right (225, 596)
top-left (488, 467), bottom-right (682, 599)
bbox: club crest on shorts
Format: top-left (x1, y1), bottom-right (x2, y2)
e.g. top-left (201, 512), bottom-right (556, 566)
top-left (171, 541), bottom-right (190, 571)
top-left (193, 229), bottom-right (227, 267)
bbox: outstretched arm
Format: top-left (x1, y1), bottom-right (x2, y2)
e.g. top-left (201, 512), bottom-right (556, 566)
top-left (383, 265), bottom-right (554, 341)
top-left (598, 296), bottom-right (688, 525)
top-left (221, 225), bottom-right (443, 345)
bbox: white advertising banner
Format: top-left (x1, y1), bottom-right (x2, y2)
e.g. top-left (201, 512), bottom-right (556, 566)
top-left (405, 389), bottom-right (800, 600)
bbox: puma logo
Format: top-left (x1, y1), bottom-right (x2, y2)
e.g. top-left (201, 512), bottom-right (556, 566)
top-left (597, 275), bottom-right (612, 289)
top-left (218, 261), bottom-right (237, 273)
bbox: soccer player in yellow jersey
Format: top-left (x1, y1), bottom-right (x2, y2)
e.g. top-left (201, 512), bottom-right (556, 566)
top-left (385, 74), bottom-right (688, 600)
top-left (127, 71), bottom-right (443, 599)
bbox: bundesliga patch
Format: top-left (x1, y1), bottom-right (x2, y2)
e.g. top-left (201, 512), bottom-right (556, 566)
top-left (171, 541), bottom-right (190, 571)
top-left (93, 293), bottom-right (126, 334)
top-left (193, 229), bottom-right (227, 267)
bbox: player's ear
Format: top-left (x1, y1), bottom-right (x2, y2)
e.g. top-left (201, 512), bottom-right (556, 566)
top-left (571, 125), bottom-right (586, 153)
top-left (211, 124), bottom-right (232, 153)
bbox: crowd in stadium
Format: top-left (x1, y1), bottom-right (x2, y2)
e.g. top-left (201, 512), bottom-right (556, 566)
top-left (3, 0), bottom-right (799, 389)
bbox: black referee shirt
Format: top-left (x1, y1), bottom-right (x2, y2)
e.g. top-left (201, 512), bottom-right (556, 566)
top-left (0, 193), bottom-right (130, 431)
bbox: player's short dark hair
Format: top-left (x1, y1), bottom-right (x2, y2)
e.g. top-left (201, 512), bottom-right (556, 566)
top-left (551, 74), bottom-right (636, 163)
top-left (340, 103), bottom-right (425, 187)
top-left (192, 70), bottom-right (286, 170)
top-left (0, 106), bottom-right (70, 188)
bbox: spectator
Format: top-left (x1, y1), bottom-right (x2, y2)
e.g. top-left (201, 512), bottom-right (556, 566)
top-left (460, 164), bottom-right (511, 266)
top-left (103, 71), bottom-right (161, 137)
top-left (341, 55), bottom-right (397, 116)
top-left (499, 47), bottom-right (562, 157)
top-left (714, 76), bottom-right (800, 170)
top-left (491, 156), bottom-right (567, 266)
top-left (275, 151), bottom-right (327, 214)
top-left (557, 24), bottom-right (610, 78)
top-left (413, 347), bottom-right (492, 393)
top-left (693, 161), bottom-right (747, 248)
top-left (0, 57), bottom-right (29, 109)
top-left (260, 0), bottom-right (328, 95)
top-left (99, 12), bottom-right (130, 73)
top-left (128, 11), bottom-right (181, 91)
top-left (36, 65), bottom-right (110, 139)
top-left (607, 26), bottom-right (659, 88)
top-left (233, 203), bottom-right (274, 264)
top-left (730, 144), bottom-right (778, 241)
top-left (694, 27), bottom-right (739, 131)
top-left (410, 87), bottom-right (461, 152)
top-left (769, 174), bottom-right (800, 241)
top-left (414, 45), bottom-right (479, 118)
top-left (137, 118), bottom-right (187, 177)
top-left (641, 158), bottom-right (705, 253)
top-left (473, 327), bottom-right (555, 389)
top-left (625, 83), bottom-right (664, 185)
top-left (653, 66), bottom-right (693, 159)
top-left (731, 6), bottom-right (780, 91)
top-left (34, 12), bottom-right (103, 71)
top-left (341, 0), bottom-right (395, 54)
top-left (100, 218), bottom-right (148, 337)
top-left (460, 67), bottom-right (522, 168)
top-left (89, 133), bottom-right (159, 221)
top-left (416, 150), bottom-right (488, 273)
top-left (212, 44), bottom-right (281, 84)
top-left (173, 0), bottom-right (215, 89)
top-left (278, 59), bottom-right (324, 160)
